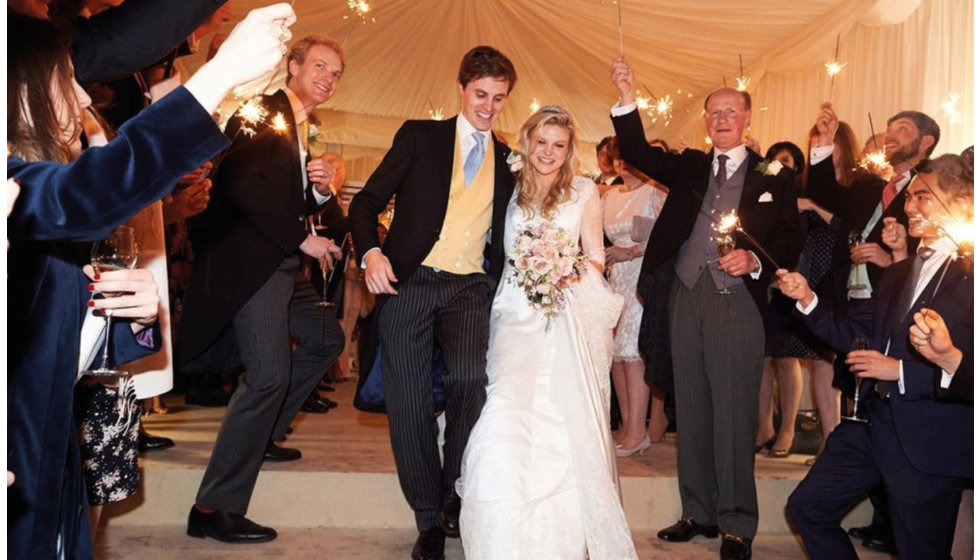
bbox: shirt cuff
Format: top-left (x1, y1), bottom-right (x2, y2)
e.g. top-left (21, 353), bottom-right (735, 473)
top-left (796, 293), bottom-right (819, 315)
top-left (360, 246), bottom-right (381, 269)
top-left (898, 360), bottom-right (905, 394)
top-left (809, 144), bottom-right (834, 164)
top-left (611, 102), bottom-right (637, 117)
top-left (312, 189), bottom-right (332, 205)
top-left (940, 369), bottom-right (955, 389)
top-left (748, 251), bottom-right (762, 279)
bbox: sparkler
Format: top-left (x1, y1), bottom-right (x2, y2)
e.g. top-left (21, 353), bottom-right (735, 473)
top-left (529, 99), bottom-right (541, 113)
top-left (735, 54), bottom-right (750, 92)
top-left (342, 0), bottom-right (374, 46)
top-left (639, 84), bottom-right (673, 126)
top-left (825, 34), bottom-right (847, 100)
top-left (616, 0), bottom-right (624, 54)
top-left (940, 92), bottom-right (963, 124)
top-left (715, 210), bottom-right (780, 269)
top-left (426, 98), bottom-right (444, 120)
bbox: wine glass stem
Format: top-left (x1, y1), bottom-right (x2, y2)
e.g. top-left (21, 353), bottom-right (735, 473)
top-left (99, 314), bottom-right (113, 368)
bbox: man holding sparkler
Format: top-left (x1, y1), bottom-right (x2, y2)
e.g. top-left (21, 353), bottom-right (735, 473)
top-left (779, 153), bottom-right (973, 559)
top-left (611, 57), bottom-right (801, 560)
top-left (178, 35), bottom-right (347, 543)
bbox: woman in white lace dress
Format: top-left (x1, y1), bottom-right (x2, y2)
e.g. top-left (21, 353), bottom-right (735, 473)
top-left (457, 106), bottom-right (637, 559)
top-left (602, 144), bottom-right (668, 456)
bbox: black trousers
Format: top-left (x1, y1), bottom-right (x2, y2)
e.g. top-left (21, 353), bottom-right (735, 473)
top-left (378, 266), bottom-right (494, 531)
top-left (196, 255), bottom-right (345, 513)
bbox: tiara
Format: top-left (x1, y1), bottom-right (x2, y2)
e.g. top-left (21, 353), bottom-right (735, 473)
top-left (539, 105), bottom-right (566, 114)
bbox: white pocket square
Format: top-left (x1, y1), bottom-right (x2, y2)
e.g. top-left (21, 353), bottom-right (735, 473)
top-left (757, 192), bottom-right (773, 202)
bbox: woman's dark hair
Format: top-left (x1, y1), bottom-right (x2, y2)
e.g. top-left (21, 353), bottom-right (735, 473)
top-left (765, 141), bottom-right (805, 176)
top-left (8, 11), bottom-right (79, 163)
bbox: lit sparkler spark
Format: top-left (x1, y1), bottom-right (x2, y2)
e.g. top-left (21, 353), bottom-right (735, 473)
top-left (735, 75), bottom-right (750, 92)
top-left (428, 107), bottom-right (444, 120)
top-left (271, 113), bottom-right (288, 132)
top-left (529, 99), bottom-right (541, 113)
top-left (825, 60), bottom-right (847, 77)
top-left (860, 149), bottom-right (888, 171)
top-left (635, 95), bottom-right (650, 111)
top-left (940, 92), bottom-right (962, 124)
top-left (238, 97), bottom-right (269, 126)
top-left (716, 211), bottom-right (740, 234)
top-left (347, 0), bottom-right (370, 18)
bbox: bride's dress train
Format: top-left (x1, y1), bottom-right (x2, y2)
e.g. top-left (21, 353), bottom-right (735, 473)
top-left (457, 176), bottom-right (638, 559)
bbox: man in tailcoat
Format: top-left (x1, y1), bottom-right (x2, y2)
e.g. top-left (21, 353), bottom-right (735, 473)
top-left (610, 56), bottom-right (802, 560)
top-left (178, 36), bottom-right (346, 543)
top-left (348, 46), bottom-right (517, 560)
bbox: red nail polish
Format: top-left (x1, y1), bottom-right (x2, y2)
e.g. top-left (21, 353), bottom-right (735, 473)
top-left (88, 300), bottom-right (95, 307)
top-left (94, 273), bottom-right (101, 280)
top-left (88, 284), bottom-right (95, 292)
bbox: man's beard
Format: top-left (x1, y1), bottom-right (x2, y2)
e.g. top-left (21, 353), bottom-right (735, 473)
top-left (888, 137), bottom-right (921, 166)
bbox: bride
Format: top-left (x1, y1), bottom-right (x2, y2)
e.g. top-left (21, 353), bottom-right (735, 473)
top-left (457, 106), bottom-right (638, 559)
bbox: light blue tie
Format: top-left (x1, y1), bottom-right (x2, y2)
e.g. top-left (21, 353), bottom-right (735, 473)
top-left (463, 132), bottom-right (486, 187)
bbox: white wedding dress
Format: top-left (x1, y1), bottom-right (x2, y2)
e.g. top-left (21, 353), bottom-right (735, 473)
top-left (457, 176), bottom-right (638, 559)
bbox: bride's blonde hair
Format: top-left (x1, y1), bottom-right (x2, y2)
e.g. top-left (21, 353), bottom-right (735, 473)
top-left (515, 105), bottom-right (579, 219)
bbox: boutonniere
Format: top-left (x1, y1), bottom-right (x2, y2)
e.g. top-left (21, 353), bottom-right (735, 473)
top-left (506, 151), bottom-right (523, 173)
top-left (308, 123), bottom-right (320, 144)
top-left (755, 159), bottom-right (784, 176)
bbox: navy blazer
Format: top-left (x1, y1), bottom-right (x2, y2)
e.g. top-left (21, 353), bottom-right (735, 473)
top-left (178, 90), bottom-right (323, 368)
top-left (72, 0), bottom-right (227, 84)
top-left (796, 254), bottom-right (973, 479)
top-left (7, 88), bottom-right (225, 560)
top-left (348, 117), bottom-right (515, 285)
top-left (612, 108), bottom-right (802, 318)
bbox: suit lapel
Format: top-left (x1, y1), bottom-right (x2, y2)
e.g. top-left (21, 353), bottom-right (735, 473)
top-left (270, 90), bottom-right (304, 195)
top-left (433, 117), bottom-right (458, 203)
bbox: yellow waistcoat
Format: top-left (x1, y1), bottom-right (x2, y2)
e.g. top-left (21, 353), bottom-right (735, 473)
top-left (421, 133), bottom-right (495, 274)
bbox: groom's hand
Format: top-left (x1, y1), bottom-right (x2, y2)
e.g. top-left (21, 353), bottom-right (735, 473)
top-left (364, 250), bottom-right (398, 295)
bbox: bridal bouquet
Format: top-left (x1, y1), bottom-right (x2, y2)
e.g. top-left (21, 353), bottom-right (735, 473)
top-left (508, 221), bottom-right (587, 328)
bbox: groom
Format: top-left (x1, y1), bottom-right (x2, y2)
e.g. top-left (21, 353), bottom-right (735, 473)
top-left (348, 46), bottom-right (516, 560)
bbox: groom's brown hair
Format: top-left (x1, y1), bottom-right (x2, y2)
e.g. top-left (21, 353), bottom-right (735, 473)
top-left (457, 46), bottom-right (517, 93)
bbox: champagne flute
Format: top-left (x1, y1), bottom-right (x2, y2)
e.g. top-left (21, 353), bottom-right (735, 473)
top-left (847, 230), bottom-right (869, 291)
top-left (714, 232), bottom-right (735, 295)
top-left (312, 220), bottom-right (333, 308)
top-left (82, 226), bottom-right (140, 377)
top-left (841, 336), bottom-right (872, 423)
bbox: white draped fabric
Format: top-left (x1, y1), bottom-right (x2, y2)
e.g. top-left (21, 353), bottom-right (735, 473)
top-left (180, 0), bottom-right (972, 179)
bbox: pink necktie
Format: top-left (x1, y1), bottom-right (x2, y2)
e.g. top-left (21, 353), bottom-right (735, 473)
top-left (881, 175), bottom-right (901, 210)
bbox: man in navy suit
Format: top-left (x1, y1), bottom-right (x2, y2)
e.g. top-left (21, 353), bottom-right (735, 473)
top-left (610, 56), bottom-right (802, 560)
top-left (179, 36), bottom-right (346, 543)
top-left (778, 153), bottom-right (973, 559)
top-left (806, 104), bottom-right (940, 552)
top-left (348, 46), bottom-right (517, 560)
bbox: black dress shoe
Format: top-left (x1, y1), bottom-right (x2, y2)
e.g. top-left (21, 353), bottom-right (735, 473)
top-left (318, 382), bottom-right (336, 392)
top-left (861, 536), bottom-right (897, 554)
top-left (439, 491), bottom-right (461, 538)
top-left (138, 433), bottom-right (175, 453)
top-left (847, 523), bottom-right (873, 540)
top-left (720, 534), bottom-right (752, 560)
top-left (323, 397), bottom-right (339, 409)
top-left (263, 441), bottom-right (301, 462)
top-left (187, 506), bottom-right (277, 543)
top-left (411, 527), bottom-right (446, 560)
top-left (301, 395), bottom-right (331, 414)
top-left (657, 517), bottom-right (719, 542)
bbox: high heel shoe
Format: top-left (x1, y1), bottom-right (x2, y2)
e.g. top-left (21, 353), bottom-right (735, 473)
top-left (755, 435), bottom-right (776, 454)
top-left (616, 435), bottom-right (652, 457)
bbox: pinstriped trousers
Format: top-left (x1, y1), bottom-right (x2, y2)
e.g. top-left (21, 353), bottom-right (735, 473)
top-left (669, 270), bottom-right (764, 539)
top-left (378, 266), bottom-right (494, 531)
top-left (196, 255), bottom-right (345, 513)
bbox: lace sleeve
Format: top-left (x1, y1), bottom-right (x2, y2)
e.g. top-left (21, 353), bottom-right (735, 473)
top-left (578, 178), bottom-right (605, 269)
